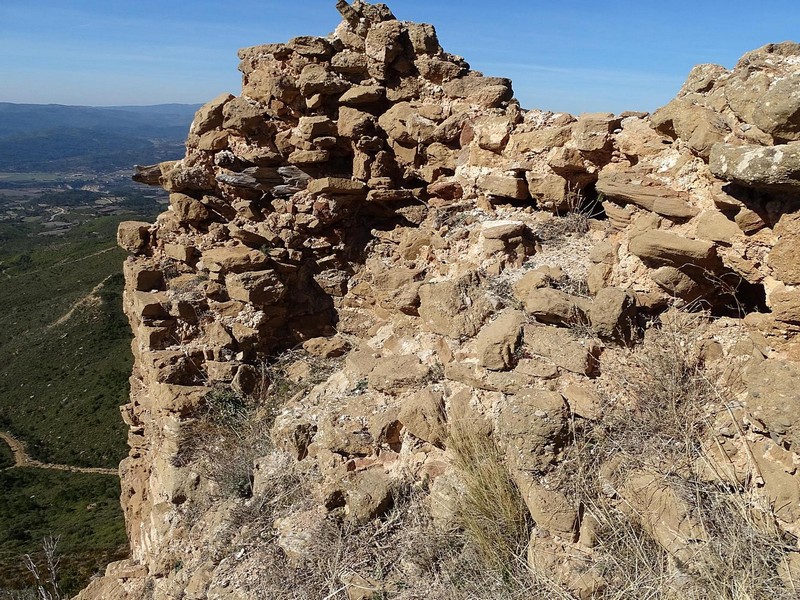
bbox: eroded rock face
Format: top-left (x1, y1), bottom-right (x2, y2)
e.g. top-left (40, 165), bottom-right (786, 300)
top-left (82, 3), bottom-right (800, 598)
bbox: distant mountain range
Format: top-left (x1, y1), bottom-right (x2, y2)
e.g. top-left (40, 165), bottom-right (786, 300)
top-left (0, 102), bottom-right (201, 173)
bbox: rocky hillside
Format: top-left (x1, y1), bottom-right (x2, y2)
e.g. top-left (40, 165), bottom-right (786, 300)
top-left (78, 2), bottom-right (800, 598)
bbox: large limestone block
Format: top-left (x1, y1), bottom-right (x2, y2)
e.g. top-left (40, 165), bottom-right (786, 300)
top-left (751, 72), bottom-right (800, 142)
top-left (562, 382), bottom-right (601, 421)
top-left (695, 210), bottom-right (741, 245)
top-left (298, 63), bottom-right (349, 97)
top-left (710, 142), bottom-right (800, 190)
top-left (190, 92), bottom-right (235, 136)
top-left (337, 106), bottom-right (374, 138)
top-left (339, 84), bottom-right (385, 105)
top-left (620, 471), bottom-right (707, 563)
top-left (442, 74), bottom-right (513, 108)
top-left (287, 149), bottom-right (330, 165)
top-left (507, 126), bottom-right (573, 155)
top-left (650, 266), bottom-right (705, 301)
top-left (131, 291), bottom-right (169, 318)
top-left (405, 21), bottom-right (441, 55)
top-left (498, 388), bottom-right (568, 471)
top-left (295, 115), bottom-right (337, 140)
top-left (525, 172), bottom-right (570, 209)
top-left (596, 170), bottom-right (699, 219)
top-left (474, 115), bottom-right (512, 152)
top-left (418, 272), bottom-right (492, 338)
top-left (769, 213), bottom-right (800, 285)
top-left (724, 42), bottom-right (800, 141)
top-left (124, 260), bottom-right (163, 292)
top-left (571, 112), bottom-right (619, 152)
top-left (474, 309), bottom-right (525, 371)
top-left (169, 193), bottom-right (211, 226)
top-left (117, 221), bottom-right (151, 254)
top-left (225, 270), bottom-right (285, 305)
top-left (378, 102), bottom-right (437, 145)
top-left (744, 358), bottom-right (800, 449)
top-left (651, 99), bottom-right (729, 158)
top-left (287, 35), bottom-right (334, 59)
top-left (517, 475), bottom-right (578, 537)
top-left (520, 288), bottom-right (590, 327)
top-left (522, 325), bottom-right (599, 375)
top-left (416, 56), bottom-right (466, 84)
top-left (364, 19), bottom-right (406, 65)
top-left (307, 177), bottom-right (367, 195)
top-left (478, 174), bottom-right (529, 200)
top-left (368, 355), bottom-right (429, 394)
top-left (201, 246), bottom-right (269, 273)
top-left (589, 286), bottom-right (637, 342)
top-left (331, 50), bottom-right (369, 75)
top-left (629, 230), bottom-right (718, 269)
top-left (221, 96), bottom-right (269, 131)
top-left (398, 387), bottom-right (445, 445)
top-left (344, 469), bottom-right (392, 524)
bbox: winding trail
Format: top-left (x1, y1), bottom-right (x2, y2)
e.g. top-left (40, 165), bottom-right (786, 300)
top-left (0, 431), bottom-right (118, 476)
top-left (3, 245), bottom-right (117, 280)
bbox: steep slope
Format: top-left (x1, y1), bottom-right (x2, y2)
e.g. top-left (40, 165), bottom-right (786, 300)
top-left (80, 2), bottom-right (800, 598)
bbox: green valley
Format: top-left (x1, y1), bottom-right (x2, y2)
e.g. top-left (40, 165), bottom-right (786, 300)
top-left (0, 102), bottom-right (195, 595)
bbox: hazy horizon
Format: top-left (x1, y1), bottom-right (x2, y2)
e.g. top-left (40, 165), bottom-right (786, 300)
top-left (2, 0), bottom-right (799, 115)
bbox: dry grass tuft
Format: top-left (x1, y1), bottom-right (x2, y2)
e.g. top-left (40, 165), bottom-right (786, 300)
top-left (446, 418), bottom-right (532, 582)
top-left (550, 308), bottom-right (800, 599)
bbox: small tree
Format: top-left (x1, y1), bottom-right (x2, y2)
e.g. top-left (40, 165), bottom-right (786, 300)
top-left (22, 536), bottom-right (62, 600)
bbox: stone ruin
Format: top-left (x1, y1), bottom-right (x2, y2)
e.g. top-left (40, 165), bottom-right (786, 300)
top-left (79, 1), bottom-right (800, 598)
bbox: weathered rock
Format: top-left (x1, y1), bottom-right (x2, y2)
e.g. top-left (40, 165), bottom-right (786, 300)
top-left (562, 382), bottom-right (602, 420)
top-left (695, 210), bottom-right (741, 245)
top-left (473, 309), bottom-right (525, 371)
top-left (751, 71), bottom-right (800, 142)
top-left (517, 476), bottom-right (578, 537)
top-left (571, 112), bottom-right (620, 153)
top-left (298, 63), bottom-right (350, 97)
top-left (710, 142), bottom-right (800, 190)
top-left (170, 193), bottom-right (211, 226)
top-left (596, 170), bottom-right (699, 219)
top-left (498, 388), bottom-right (568, 471)
top-left (225, 270), bottom-right (285, 305)
top-left (398, 387), bottom-right (445, 445)
top-left (302, 336), bottom-right (349, 358)
top-left (201, 246), bottom-right (269, 273)
top-left (620, 471), bottom-right (707, 563)
top-left (520, 288), bottom-right (589, 326)
top-left (629, 230), bottom-right (718, 269)
top-left (343, 469), bottom-right (392, 524)
top-left (418, 272), bottom-right (492, 338)
top-left (478, 174), bottom-right (529, 200)
top-left (339, 84), bottom-right (385, 105)
top-left (768, 213), bottom-right (800, 285)
top-left (118, 221), bottom-right (151, 254)
top-left (190, 92), bottom-right (235, 136)
top-left (650, 266), bottom-right (705, 300)
top-left (523, 325), bottom-right (599, 375)
top-left (307, 177), bottom-right (367, 195)
top-left (443, 74), bottom-right (513, 107)
top-left (368, 355), bottom-right (429, 393)
top-left (650, 99), bottom-right (729, 158)
top-left (589, 286), bottom-right (637, 342)
top-left (744, 358), bottom-right (800, 449)
top-left (378, 102), bottom-right (437, 145)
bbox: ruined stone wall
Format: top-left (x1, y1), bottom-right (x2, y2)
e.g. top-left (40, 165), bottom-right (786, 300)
top-left (78, 2), bottom-right (800, 597)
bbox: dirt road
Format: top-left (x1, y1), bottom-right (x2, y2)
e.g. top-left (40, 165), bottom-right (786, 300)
top-left (0, 431), bottom-right (118, 476)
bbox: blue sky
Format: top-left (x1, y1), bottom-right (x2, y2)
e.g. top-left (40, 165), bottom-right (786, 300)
top-left (1, 1), bottom-right (798, 114)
